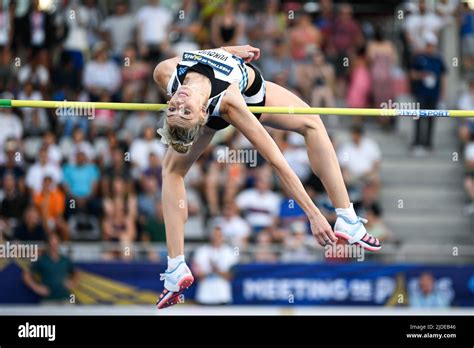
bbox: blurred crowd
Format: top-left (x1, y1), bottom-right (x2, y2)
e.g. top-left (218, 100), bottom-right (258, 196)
top-left (0, 0), bottom-right (472, 261)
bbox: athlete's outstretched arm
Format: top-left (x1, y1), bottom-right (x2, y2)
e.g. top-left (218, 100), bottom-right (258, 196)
top-left (222, 85), bottom-right (337, 246)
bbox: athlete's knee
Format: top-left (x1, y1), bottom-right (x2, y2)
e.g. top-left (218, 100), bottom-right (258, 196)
top-left (298, 114), bottom-right (324, 136)
top-left (162, 157), bottom-right (188, 179)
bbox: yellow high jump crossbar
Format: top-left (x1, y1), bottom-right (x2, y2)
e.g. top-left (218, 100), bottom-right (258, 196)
top-left (1, 99), bottom-right (474, 117)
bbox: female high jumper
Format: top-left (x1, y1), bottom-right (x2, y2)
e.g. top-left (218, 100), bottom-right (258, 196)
top-left (153, 45), bottom-right (381, 309)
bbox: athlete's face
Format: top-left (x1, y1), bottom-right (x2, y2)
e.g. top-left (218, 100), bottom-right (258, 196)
top-left (167, 86), bottom-right (203, 129)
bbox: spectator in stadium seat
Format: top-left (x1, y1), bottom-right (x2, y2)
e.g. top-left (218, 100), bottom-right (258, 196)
top-left (337, 125), bottom-right (381, 192)
top-left (409, 272), bottom-right (451, 308)
top-left (346, 46), bottom-right (371, 110)
top-left (62, 149), bottom-right (100, 213)
top-left (288, 11), bottom-right (321, 62)
top-left (282, 221), bottom-right (315, 263)
top-left (0, 173), bottom-right (29, 237)
top-left (138, 175), bottom-right (161, 222)
top-left (254, 230), bottom-right (279, 263)
top-left (122, 110), bottom-right (156, 144)
top-left (367, 26), bottom-right (397, 109)
top-left (141, 200), bottom-right (166, 261)
top-left (212, 201), bottom-right (251, 248)
top-left (23, 233), bottom-right (79, 304)
top-left (142, 200), bottom-right (166, 243)
top-left (83, 41), bottom-right (122, 101)
top-left (90, 91), bottom-right (116, 135)
top-left (410, 31), bottom-right (446, 154)
top-left (251, 0), bottom-right (285, 57)
top-left (0, 139), bottom-right (25, 189)
top-left (404, 0), bottom-right (443, 54)
top-left (14, 205), bottom-right (47, 242)
top-left (278, 189), bottom-right (308, 232)
top-left (193, 226), bottom-right (238, 305)
top-left (205, 145), bottom-right (245, 217)
top-left (18, 81), bottom-right (49, 136)
top-left (120, 45), bottom-right (150, 103)
top-left (102, 198), bottom-right (136, 260)
top-left (261, 39), bottom-right (296, 90)
top-left (129, 125), bottom-right (166, 174)
top-left (168, 0), bottom-right (201, 55)
top-left (327, 3), bottom-right (363, 95)
top-left (463, 138), bottom-right (474, 215)
top-left (236, 170), bottom-right (281, 233)
top-left (0, 104), bottom-right (23, 146)
top-left (211, 0), bottom-right (245, 48)
top-left (17, 52), bottom-right (50, 89)
top-left (302, 49), bottom-right (336, 112)
top-left (100, 148), bottom-right (131, 195)
top-left (103, 175), bottom-right (137, 221)
top-left (22, 0), bottom-right (56, 51)
top-left (26, 146), bottom-right (63, 194)
top-left (136, 0), bottom-right (172, 61)
top-left (33, 176), bottom-right (68, 240)
top-left (62, 0), bottom-right (89, 71)
top-left (142, 152), bottom-right (162, 190)
top-left (282, 132), bottom-right (311, 182)
top-left (460, 2), bottom-right (474, 71)
top-left (42, 131), bottom-right (62, 166)
top-left (63, 127), bottom-right (95, 164)
top-left (101, 2), bottom-right (136, 58)
top-left (0, 50), bottom-right (15, 93)
top-left (458, 79), bottom-right (474, 145)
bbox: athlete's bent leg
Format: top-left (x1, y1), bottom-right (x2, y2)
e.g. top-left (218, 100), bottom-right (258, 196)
top-left (260, 82), bottom-right (381, 251)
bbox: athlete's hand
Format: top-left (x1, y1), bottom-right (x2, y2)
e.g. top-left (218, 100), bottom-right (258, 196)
top-left (309, 213), bottom-right (338, 247)
top-left (222, 45), bottom-right (260, 63)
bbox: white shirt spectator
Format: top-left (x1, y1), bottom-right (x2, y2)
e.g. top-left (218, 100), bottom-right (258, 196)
top-left (61, 141), bottom-right (96, 164)
top-left (283, 147), bottom-right (311, 182)
top-left (405, 12), bottom-right (443, 50)
top-left (63, 3), bottom-right (89, 52)
top-left (0, 10), bottom-right (11, 46)
top-left (465, 142), bottom-right (474, 162)
top-left (236, 188), bottom-right (281, 229)
top-left (102, 13), bottom-right (136, 55)
top-left (18, 90), bottom-right (49, 132)
top-left (193, 244), bottom-right (238, 304)
top-left (26, 162), bottom-right (62, 193)
top-left (129, 138), bottom-right (166, 170)
top-left (459, 90), bottom-right (474, 110)
top-left (338, 137), bottom-right (381, 178)
top-left (83, 60), bottom-right (122, 94)
top-left (47, 144), bottom-right (63, 165)
top-left (136, 4), bottom-right (172, 45)
top-left (213, 215), bottom-right (251, 246)
top-left (17, 64), bottom-right (50, 87)
top-left (0, 111), bottom-right (23, 145)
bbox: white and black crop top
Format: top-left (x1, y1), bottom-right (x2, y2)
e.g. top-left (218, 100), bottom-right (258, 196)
top-left (166, 48), bottom-right (266, 130)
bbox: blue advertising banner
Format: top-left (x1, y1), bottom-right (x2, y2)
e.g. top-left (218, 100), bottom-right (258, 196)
top-left (0, 259), bottom-right (473, 306)
top-left (232, 263), bottom-right (474, 307)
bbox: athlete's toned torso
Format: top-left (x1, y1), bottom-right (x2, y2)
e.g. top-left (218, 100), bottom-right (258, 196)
top-left (156, 48), bottom-right (266, 129)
